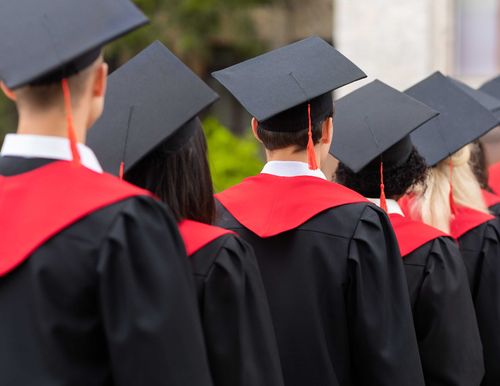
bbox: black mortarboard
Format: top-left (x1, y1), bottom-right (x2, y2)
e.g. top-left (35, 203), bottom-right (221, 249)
top-left (479, 76), bottom-right (500, 100)
top-left (0, 0), bottom-right (148, 89)
top-left (449, 77), bottom-right (500, 121)
top-left (330, 80), bottom-right (439, 173)
top-left (405, 72), bottom-right (499, 166)
top-left (87, 41), bottom-right (219, 176)
top-left (211, 36), bottom-right (366, 129)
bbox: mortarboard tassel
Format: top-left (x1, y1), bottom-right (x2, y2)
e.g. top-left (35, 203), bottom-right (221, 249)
top-left (449, 159), bottom-right (457, 218)
top-left (306, 103), bottom-right (319, 170)
top-left (61, 78), bottom-right (81, 165)
top-left (379, 161), bottom-right (388, 212)
top-left (119, 161), bottom-right (125, 180)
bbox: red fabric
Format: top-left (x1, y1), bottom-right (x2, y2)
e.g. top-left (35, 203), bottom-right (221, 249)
top-left (488, 162), bottom-right (500, 195)
top-left (398, 194), bottom-right (414, 218)
top-left (482, 189), bottom-right (500, 208)
top-left (388, 213), bottom-right (449, 257)
top-left (0, 161), bottom-right (151, 276)
top-left (216, 174), bottom-right (367, 238)
top-left (450, 205), bottom-right (495, 239)
top-left (178, 220), bottom-right (235, 257)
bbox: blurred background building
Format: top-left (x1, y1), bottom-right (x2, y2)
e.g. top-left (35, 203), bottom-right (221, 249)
top-left (0, 0), bottom-right (498, 188)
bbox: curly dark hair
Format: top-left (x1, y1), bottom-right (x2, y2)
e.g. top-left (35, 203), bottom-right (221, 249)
top-left (335, 148), bottom-right (428, 199)
top-left (469, 140), bottom-right (490, 190)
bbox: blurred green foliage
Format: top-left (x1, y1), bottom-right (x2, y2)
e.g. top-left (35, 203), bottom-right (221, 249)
top-left (204, 117), bottom-right (263, 192)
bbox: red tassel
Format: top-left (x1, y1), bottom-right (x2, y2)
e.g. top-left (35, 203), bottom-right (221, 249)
top-left (449, 160), bottom-right (457, 217)
top-left (119, 161), bottom-right (125, 180)
top-left (61, 79), bottom-right (81, 165)
top-left (380, 161), bottom-right (388, 212)
top-left (306, 103), bottom-right (318, 170)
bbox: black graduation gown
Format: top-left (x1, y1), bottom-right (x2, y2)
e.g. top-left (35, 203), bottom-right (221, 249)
top-left (456, 218), bottom-right (500, 386)
top-left (402, 236), bottom-right (484, 386)
top-left (184, 228), bottom-right (284, 386)
top-left (0, 157), bottom-right (213, 386)
top-left (215, 174), bottom-right (424, 386)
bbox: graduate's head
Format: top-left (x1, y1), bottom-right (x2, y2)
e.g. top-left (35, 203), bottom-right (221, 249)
top-left (125, 120), bottom-right (216, 224)
top-left (251, 93), bottom-right (334, 163)
top-left (336, 145), bottom-right (428, 200)
top-left (87, 42), bottom-right (219, 223)
top-left (407, 145), bottom-right (489, 233)
top-left (1, 53), bottom-right (108, 131)
top-left (212, 37), bottom-right (367, 169)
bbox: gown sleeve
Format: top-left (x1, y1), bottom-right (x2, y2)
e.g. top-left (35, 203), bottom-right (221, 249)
top-left (97, 197), bottom-right (213, 386)
top-left (346, 205), bottom-right (425, 386)
top-left (413, 237), bottom-right (484, 386)
top-left (200, 235), bottom-right (284, 386)
top-left (472, 220), bottom-right (500, 386)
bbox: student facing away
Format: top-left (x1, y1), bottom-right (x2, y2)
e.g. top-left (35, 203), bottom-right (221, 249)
top-left (403, 72), bottom-right (500, 386)
top-left (332, 79), bottom-right (484, 386)
top-left (212, 37), bottom-right (425, 386)
top-left (87, 41), bottom-right (284, 386)
top-left (0, 2), bottom-right (213, 385)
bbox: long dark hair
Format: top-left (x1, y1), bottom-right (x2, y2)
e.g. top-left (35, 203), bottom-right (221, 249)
top-left (125, 121), bottom-right (216, 224)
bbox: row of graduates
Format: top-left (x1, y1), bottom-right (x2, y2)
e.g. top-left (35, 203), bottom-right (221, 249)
top-left (1, 1), bottom-right (500, 386)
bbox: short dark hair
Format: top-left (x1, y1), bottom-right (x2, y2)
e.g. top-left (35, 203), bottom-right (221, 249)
top-left (335, 147), bottom-right (428, 199)
top-left (256, 92), bottom-right (334, 151)
top-left (125, 124), bottom-right (215, 224)
top-left (257, 121), bottom-right (326, 151)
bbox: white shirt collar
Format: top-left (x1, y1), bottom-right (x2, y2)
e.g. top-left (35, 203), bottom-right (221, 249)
top-left (0, 134), bottom-right (103, 173)
top-left (368, 198), bottom-right (405, 216)
top-left (261, 161), bottom-right (327, 180)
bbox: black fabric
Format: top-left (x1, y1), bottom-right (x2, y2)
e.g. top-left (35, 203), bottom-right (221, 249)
top-left (212, 36), bottom-right (366, 123)
top-left (331, 80), bottom-right (438, 172)
top-left (480, 76), bottom-right (500, 100)
top-left (457, 219), bottom-right (500, 386)
top-left (259, 92), bottom-right (333, 132)
top-left (449, 77), bottom-right (500, 122)
top-left (190, 234), bottom-right (284, 386)
top-left (403, 236), bottom-right (484, 386)
top-left (87, 41), bottom-right (218, 176)
top-left (0, 157), bottom-right (213, 386)
top-left (216, 200), bottom-right (424, 386)
top-left (488, 203), bottom-right (500, 218)
top-left (0, 0), bottom-right (148, 89)
top-left (405, 72), bottom-right (498, 166)
top-left (31, 47), bottom-right (102, 86)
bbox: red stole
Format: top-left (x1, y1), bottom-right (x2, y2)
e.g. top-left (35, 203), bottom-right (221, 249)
top-left (0, 161), bottom-right (151, 276)
top-left (488, 162), bottom-right (500, 195)
top-left (178, 220), bottom-right (235, 257)
top-left (450, 206), bottom-right (495, 239)
top-left (216, 174), bottom-right (367, 238)
top-left (388, 213), bottom-right (449, 257)
top-left (482, 189), bottom-right (500, 208)
top-left (399, 194), bottom-right (495, 240)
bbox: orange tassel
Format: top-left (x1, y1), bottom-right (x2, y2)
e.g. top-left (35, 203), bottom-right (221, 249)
top-left (306, 103), bottom-right (318, 170)
top-left (379, 161), bottom-right (388, 212)
top-left (449, 160), bottom-right (457, 217)
top-left (119, 161), bottom-right (125, 180)
top-left (61, 78), bottom-right (81, 165)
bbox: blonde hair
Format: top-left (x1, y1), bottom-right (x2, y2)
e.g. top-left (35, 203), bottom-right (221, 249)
top-left (409, 144), bottom-right (489, 233)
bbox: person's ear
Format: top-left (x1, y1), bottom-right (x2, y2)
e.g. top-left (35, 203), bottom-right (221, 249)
top-left (0, 82), bottom-right (16, 101)
top-left (321, 117), bottom-right (333, 144)
top-left (251, 117), bottom-right (263, 143)
top-left (92, 62), bottom-right (108, 98)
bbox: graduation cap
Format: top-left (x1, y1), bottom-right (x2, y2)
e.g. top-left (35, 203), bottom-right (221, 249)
top-left (405, 72), bottom-right (499, 167)
top-left (479, 75), bottom-right (500, 100)
top-left (330, 80), bottom-right (438, 210)
top-left (448, 77), bottom-right (500, 121)
top-left (0, 0), bottom-right (148, 90)
top-left (212, 36), bottom-right (366, 169)
top-left (87, 41), bottom-right (219, 177)
top-left (0, 0), bottom-right (148, 166)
